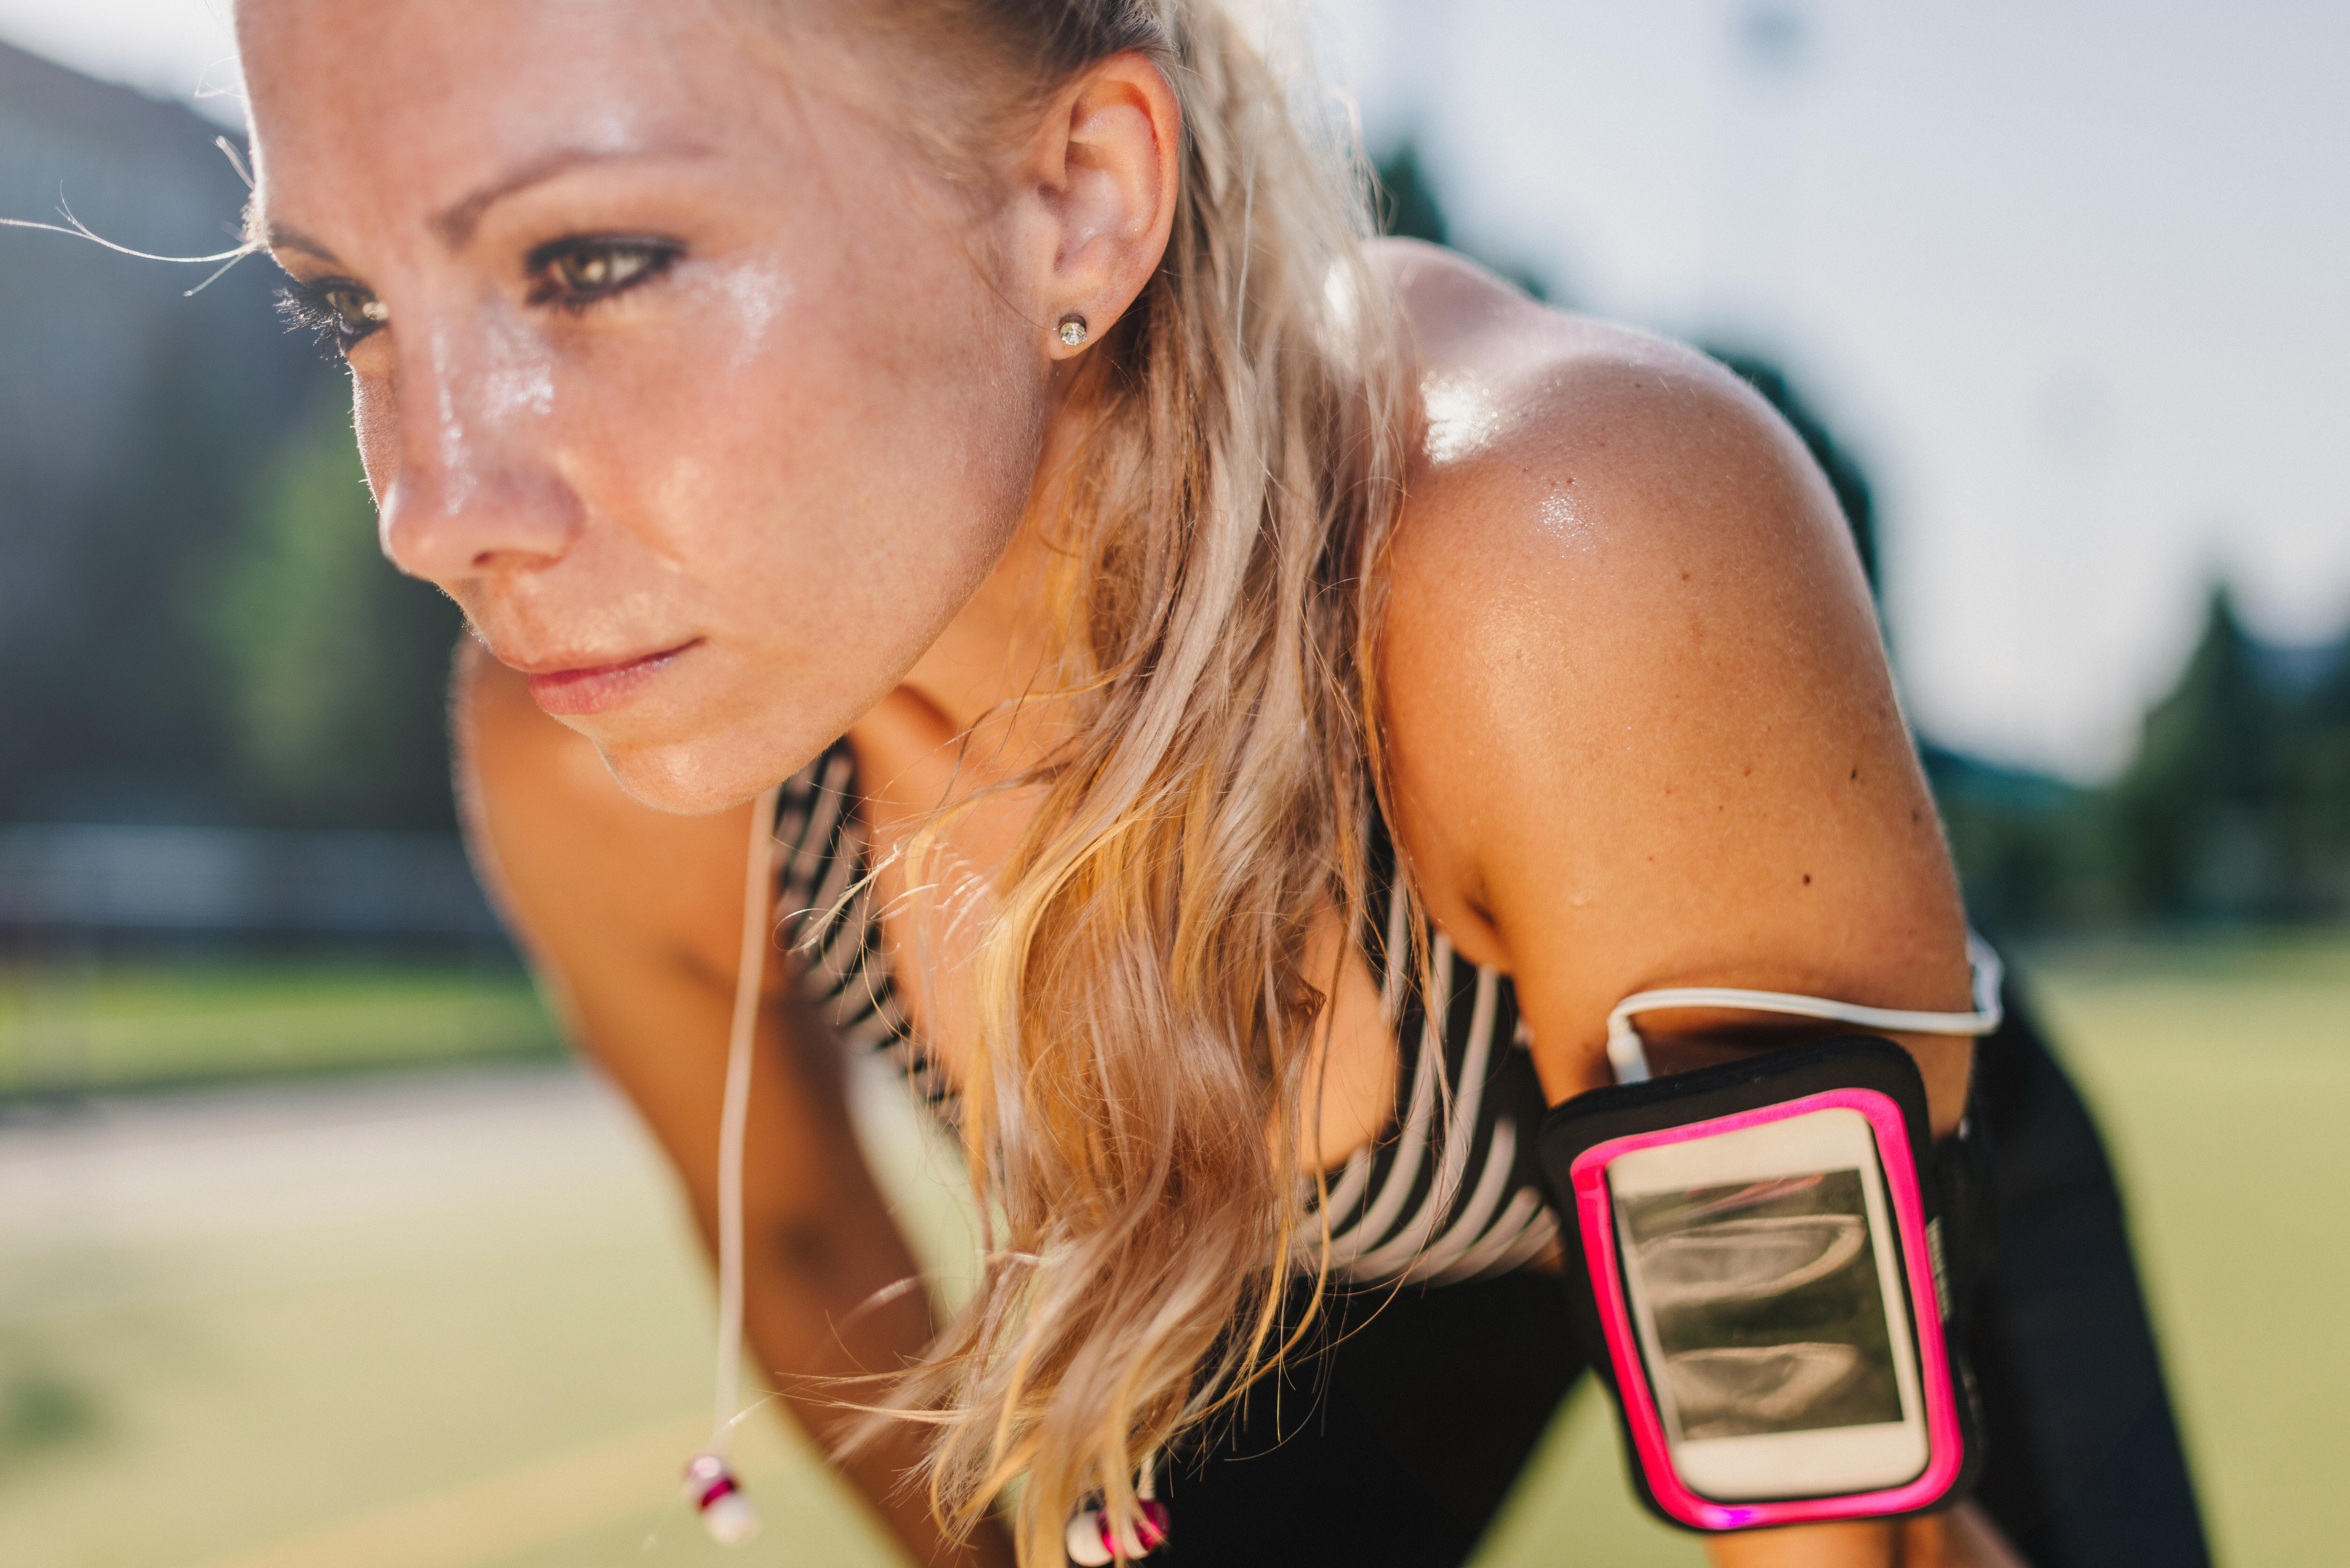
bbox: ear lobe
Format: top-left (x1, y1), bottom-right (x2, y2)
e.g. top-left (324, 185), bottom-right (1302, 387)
top-left (1030, 52), bottom-right (1180, 357)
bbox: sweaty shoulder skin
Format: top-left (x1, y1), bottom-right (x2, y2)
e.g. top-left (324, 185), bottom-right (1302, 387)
top-left (1377, 243), bottom-right (2019, 1568)
top-left (1376, 242), bottom-right (1973, 1134)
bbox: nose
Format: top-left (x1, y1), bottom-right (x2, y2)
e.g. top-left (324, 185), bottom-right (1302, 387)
top-left (375, 320), bottom-right (584, 583)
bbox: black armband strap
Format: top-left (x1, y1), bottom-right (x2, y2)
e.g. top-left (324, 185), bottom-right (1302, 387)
top-left (1535, 1036), bottom-right (1986, 1532)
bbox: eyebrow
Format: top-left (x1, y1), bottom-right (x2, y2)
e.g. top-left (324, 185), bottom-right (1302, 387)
top-left (429, 144), bottom-right (715, 249)
top-left (258, 144), bottom-right (715, 268)
top-left (266, 221), bottom-right (341, 265)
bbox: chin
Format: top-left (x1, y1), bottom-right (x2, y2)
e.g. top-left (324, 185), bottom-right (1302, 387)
top-left (595, 735), bottom-right (783, 817)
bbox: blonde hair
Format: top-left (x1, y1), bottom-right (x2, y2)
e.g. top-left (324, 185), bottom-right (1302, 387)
top-left (785, 3), bottom-right (1411, 1559)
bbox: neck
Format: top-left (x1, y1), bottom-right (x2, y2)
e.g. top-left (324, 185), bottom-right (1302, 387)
top-left (896, 518), bottom-right (1052, 728)
top-left (888, 394), bottom-right (1090, 768)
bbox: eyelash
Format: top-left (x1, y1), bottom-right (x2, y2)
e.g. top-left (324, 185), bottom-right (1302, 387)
top-left (524, 236), bottom-right (684, 309)
top-left (275, 277), bottom-right (384, 352)
top-left (274, 237), bottom-right (686, 358)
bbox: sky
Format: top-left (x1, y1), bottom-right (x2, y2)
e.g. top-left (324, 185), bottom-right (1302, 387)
top-left (0, 0), bottom-right (240, 121)
top-left (5, 0), bottom-right (2346, 780)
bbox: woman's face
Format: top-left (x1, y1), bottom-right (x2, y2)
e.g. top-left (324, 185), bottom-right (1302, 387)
top-left (239, 0), bottom-right (1058, 811)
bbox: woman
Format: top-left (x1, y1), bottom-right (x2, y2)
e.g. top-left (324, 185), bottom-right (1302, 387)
top-left (236, 2), bottom-right (2189, 1564)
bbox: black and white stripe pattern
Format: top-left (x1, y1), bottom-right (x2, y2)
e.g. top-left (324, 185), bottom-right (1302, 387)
top-left (1311, 877), bottom-right (1560, 1284)
top-left (770, 740), bottom-right (953, 1116)
top-left (768, 738), bottom-right (1561, 1284)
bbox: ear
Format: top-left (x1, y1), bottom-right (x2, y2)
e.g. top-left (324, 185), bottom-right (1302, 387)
top-left (1011, 51), bottom-right (1180, 359)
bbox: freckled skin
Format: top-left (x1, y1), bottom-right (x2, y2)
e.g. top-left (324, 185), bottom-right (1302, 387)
top-left (240, 6), bottom-right (1177, 1565)
top-left (1375, 249), bottom-right (2014, 1566)
top-left (1377, 242), bottom-right (1974, 1131)
top-left (239, 3), bottom-right (2014, 1561)
top-left (240, 0), bottom-right (1150, 816)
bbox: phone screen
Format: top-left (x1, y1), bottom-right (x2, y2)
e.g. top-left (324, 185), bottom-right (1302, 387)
top-left (1615, 1167), bottom-right (1903, 1442)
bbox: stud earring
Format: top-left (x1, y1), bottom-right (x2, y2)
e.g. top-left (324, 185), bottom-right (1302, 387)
top-left (1058, 313), bottom-right (1089, 348)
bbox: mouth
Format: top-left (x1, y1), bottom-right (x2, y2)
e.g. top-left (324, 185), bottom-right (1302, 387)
top-left (517, 638), bottom-right (703, 717)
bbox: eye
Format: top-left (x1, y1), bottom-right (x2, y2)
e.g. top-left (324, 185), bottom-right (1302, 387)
top-left (524, 236), bottom-right (682, 309)
top-left (277, 277), bottom-right (389, 354)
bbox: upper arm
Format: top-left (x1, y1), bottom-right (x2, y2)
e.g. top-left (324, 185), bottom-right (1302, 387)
top-left (453, 642), bottom-right (863, 1232)
top-left (1381, 331), bottom-right (1973, 1127)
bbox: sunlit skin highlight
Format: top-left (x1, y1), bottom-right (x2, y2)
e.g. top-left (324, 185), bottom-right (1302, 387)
top-left (243, 0), bottom-right (1164, 816)
top-left (238, 2), bottom-right (2020, 1564)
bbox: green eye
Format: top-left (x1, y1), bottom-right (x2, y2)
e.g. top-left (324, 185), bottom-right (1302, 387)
top-left (556, 248), bottom-right (634, 290)
top-left (531, 238), bottom-right (680, 306)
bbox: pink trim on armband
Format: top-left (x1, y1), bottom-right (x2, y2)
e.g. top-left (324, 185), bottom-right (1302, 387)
top-left (1567, 1087), bottom-right (1963, 1531)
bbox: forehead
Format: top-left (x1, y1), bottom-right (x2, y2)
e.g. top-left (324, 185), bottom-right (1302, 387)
top-left (238, 0), bottom-right (801, 214)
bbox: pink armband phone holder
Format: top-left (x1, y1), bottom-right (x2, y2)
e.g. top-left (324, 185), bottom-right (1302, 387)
top-left (1534, 1037), bottom-right (1984, 1533)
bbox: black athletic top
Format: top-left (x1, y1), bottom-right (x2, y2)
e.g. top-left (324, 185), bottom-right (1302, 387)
top-left (771, 742), bottom-right (2214, 1568)
top-left (769, 737), bottom-right (1559, 1285)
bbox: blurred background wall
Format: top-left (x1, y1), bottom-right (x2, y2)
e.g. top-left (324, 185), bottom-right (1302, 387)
top-left (0, 40), bottom-right (469, 837)
top-left (0, 4), bottom-right (2343, 1567)
top-left (0, 33), bottom-right (518, 1110)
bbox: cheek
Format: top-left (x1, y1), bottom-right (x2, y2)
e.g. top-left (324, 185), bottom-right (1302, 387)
top-left (556, 256), bottom-right (1046, 641)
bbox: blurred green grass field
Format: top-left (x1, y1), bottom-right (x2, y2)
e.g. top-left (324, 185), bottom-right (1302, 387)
top-left (0, 934), bottom-right (2343, 1567)
top-left (0, 957), bottom-right (561, 1097)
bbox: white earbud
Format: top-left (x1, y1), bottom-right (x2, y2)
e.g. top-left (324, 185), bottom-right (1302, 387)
top-left (684, 1452), bottom-right (762, 1546)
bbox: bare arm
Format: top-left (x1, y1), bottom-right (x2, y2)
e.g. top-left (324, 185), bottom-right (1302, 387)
top-left (454, 642), bottom-right (1011, 1568)
top-left (1384, 302), bottom-right (1974, 1127)
top-left (1382, 250), bottom-right (2022, 1566)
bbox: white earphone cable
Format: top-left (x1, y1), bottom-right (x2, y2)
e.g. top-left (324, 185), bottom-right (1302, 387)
top-left (1605, 935), bottom-right (2005, 1084)
top-left (715, 784), bottom-right (782, 1448)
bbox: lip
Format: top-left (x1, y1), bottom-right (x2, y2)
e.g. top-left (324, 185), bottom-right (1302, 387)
top-left (519, 639), bottom-right (701, 716)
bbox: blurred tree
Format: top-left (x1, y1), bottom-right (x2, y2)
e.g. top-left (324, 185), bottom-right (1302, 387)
top-left (2108, 586), bottom-right (2350, 920)
top-left (2295, 648), bottom-right (2350, 889)
top-left (206, 387), bottom-right (465, 831)
top-left (1375, 140), bottom-right (1450, 249)
top-left (1920, 744), bottom-right (2113, 932)
top-left (2110, 587), bottom-right (2276, 916)
top-left (1, 43), bottom-right (327, 825)
top-left (24, 319), bottom-right (251, 821)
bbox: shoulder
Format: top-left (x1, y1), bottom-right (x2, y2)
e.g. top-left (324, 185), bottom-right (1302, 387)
top-left (1374, 239), bottom-right (1886, 858)
top-left (1370, 244), bottom-right (1965, 1089)
top-left (1376, 238), bottom-right (1857, 628)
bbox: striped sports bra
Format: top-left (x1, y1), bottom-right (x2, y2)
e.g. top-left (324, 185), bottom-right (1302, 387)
top-left (770, 738), bottom-right (1560, 1286)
